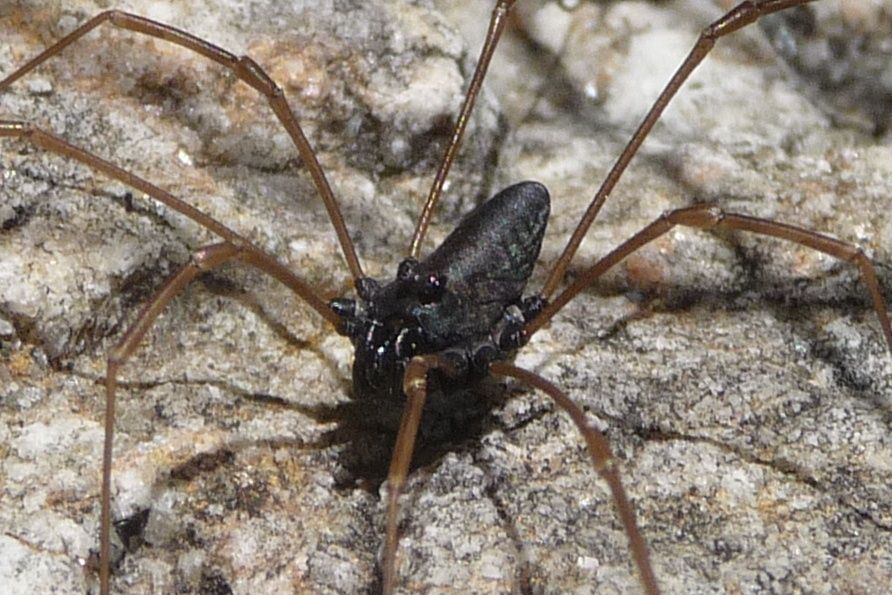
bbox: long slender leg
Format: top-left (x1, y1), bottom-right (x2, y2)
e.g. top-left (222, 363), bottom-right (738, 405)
top-left (408, 0), bottom-right (517, 259)
top-left (489, 362), bottom-right (660, 595)
top-left (0, 10), bottom-right (363, 281)
top-left (527, 205), bottom-right (892, 358)
top-left (382, 354), bottom-right (456, 595)
top-left (99, 242), bottom-right (244, 594)
top-left (0, 120), bottom-right (339, 327)
top-left (1, 121), bottom-right (345, 591)
top-left (540, 0), bottom-right (819, 298)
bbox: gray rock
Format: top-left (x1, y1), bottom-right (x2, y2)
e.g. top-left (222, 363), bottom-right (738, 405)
top-left (1, 1), bottom-right (891, 593)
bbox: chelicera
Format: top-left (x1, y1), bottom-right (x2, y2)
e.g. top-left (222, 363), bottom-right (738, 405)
top-left (1, 1), bottom-right (891, 593)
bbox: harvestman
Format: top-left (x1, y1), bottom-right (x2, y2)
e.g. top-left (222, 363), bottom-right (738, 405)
top-left (1, 1), bottom-right (891, 593)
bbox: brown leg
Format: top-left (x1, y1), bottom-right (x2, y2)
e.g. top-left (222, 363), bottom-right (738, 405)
top-left (0, 119), bottom-right (344, 591)
top-left (0, 120), bottom-right (339, 327)
top-left (408, 0), bottom-right (517, 259)
top-left (489, 362), bottom-right (660, 595)
top-left (100, 242), bottom-right (239, 594)
top-left (540, 0), bottom-right (819, 298)
top-left (382, 354), bottom-right (455, 595)
top-left (98, 239), bottom-right (329, 594)
top-left (527, 205), bottom-right (892, 358)
top-left (0, 10), bottom-right (363, 281)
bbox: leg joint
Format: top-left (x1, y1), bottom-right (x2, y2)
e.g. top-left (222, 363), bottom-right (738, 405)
top-left (237, 56), bottom-right (280, 97)
top-left (403, 355), bottom-right (431, 396)
top-left (107, 348), bottom-right (126, 367)
top-left (496, 0), bottom-right (517, 14)
top-left (105, 9), bottom-right (125, 24)
top-left (706, 1), bottom-right (760, 38)
top-left (849, 245), bottom-right (867, 265)
top-left (191, 242), bottom-right (241, 271)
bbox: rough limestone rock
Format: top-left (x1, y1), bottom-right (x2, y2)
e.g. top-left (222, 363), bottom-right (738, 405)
top-left (2, 1), bottom-right (891, 593)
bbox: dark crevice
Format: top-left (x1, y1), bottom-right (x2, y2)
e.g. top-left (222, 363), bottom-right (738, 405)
top-left (69, 368), bottom-right (341, 420)
top-left (114, 508), bottom-right (150, 553)
top-left (0, 203), bottom-right (35, 231)
top-left (199, 570), bottom-right (234, 595)
top-left (170, 450), bottom-right (236, 482)
top-left (487, 382), bottom-right (555, 436)
top-left (478, 460), bottom-right (534, 595)
top-left (7, 167), bottom-right (184, 238)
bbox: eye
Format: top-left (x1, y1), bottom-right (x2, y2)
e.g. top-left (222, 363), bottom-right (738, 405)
top-left (396, 258), bottom-right (419, 282)
top-left (418, 273), bottom-right (445, 304)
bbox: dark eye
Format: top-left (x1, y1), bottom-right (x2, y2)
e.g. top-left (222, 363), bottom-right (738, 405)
top-left (418, 273), bottom-right (445, 304)
top-left (396, 258), bottom-right (419, 282)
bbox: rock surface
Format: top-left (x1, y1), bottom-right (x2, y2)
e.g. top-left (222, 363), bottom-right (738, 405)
top-left (2, 0), bottom-right (891, 593)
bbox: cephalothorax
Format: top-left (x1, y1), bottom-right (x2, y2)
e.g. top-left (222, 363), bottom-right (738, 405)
top-left (2, 1), bottom-right (891, 594)
top-left (333, 181), bottom-right (549, 398)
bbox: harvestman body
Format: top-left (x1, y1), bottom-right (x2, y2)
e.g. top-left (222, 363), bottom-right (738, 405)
top-left (2, 1), bottom-right (891, 593)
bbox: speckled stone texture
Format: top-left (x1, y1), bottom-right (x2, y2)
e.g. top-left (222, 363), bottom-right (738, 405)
top-left (1, 0), bottom-right (891, 593)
